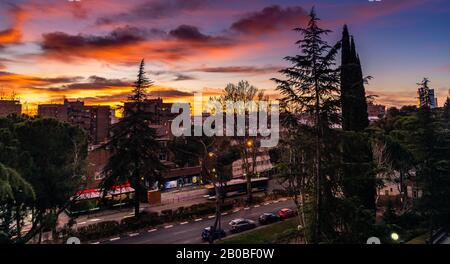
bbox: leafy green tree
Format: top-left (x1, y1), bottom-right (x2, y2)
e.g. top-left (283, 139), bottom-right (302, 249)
top-left (370, 102), bottom-right (450, 239)
top-left (269, 124), bottom-right (316, 243)
top-left (169, 127), bottom-right (239, 243)
top-left (101, 59), bottom-right (165, 217)
top-left (15, 118), bottom-right (87, 213)
top-left (14, 118), bottom-right (87, 242)
top-left (272, 8), bottom-right (341, 243)
top-left (211, 80), bottom-right (267, 203)
top-left (413, 107), bottom-right (450, 238)
top-left (0, 163), bottom-right (35, 243)
top-left (0, 116), bottom-right (87, 243)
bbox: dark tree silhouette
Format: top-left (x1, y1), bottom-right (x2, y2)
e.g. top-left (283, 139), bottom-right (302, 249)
top-left (340, 25), bottom-right (369, 131)
top-left (272, 8), bottom-right (341, 243)
top-left (340, 25), bottom-right (376, 212)
top-left (101, 59), bottom-right (165, 217)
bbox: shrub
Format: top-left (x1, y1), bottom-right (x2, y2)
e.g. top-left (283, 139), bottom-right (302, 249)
top-left (222, 201), bottom-right (234, 211)
top-left (160, 209), bottom-right (174, 222)
top-left (120, 213), bottom-right (163, 230)
top-left (193, 203), bottom-right (216, 216)
top-left (75, 221), bottom-right (120, 241)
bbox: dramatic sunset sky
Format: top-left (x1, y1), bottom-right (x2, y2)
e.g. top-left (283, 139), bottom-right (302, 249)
top-left (0, 0), bottom-right (449, 114)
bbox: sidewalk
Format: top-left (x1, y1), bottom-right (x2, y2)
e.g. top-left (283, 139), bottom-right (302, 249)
top-left (58, 186), bottom-right (209, 229)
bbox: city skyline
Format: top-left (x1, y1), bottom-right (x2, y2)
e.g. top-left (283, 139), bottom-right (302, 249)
top-left (0, 0), bottom-right (449, 114)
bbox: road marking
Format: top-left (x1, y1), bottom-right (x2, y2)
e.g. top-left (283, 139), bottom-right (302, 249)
top-left (78, 221), bottom-right (87, 225)
top-left (91, 242), bottom-right (100, 244)
top-left (129, 233), bottom-right (139, 237)
top-left (244, 207), bottom-right (250, 210)
top-left (88, 218), bottom-right (101, 222)
top-left (280, 198), bottom-right (287, 201)
top-left (233, 209), bottom-right (240, 213)
top-left (254, 205), bottom-right (260, 208)
top-left (148, 229), bottom-right (157, 232)
top-left (208, 215), bottom-right (215, 219)
top-left (273, 200), bottom-right (279, 203)
top-left (164, 225), bottom-right (174, 229)
top-left (221, 212), bottom-right (228, 216)
top-left (194, 218), bottom-right (203, 222)
top-left (264, 202), bottom-right (270, 205)
top-left (180, 221), bottom-right (189, 225)
top-left (122, 215), bottom-right (133, 219)
top-left (110, 237), bottom-right (120, 241)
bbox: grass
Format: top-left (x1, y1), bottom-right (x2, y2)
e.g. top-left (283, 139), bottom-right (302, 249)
top-left (218, 218), bottom-right (300, 244)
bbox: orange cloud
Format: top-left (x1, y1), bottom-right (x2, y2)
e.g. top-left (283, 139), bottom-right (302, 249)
top-left (37, 24), bottom-right (246, 64)
top-left (0, 5), bottom-right (27, 45)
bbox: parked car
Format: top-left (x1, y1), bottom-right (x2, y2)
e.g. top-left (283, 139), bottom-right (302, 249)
top-left (229, 218), bottom-right (256, 233)
top-left (277, 208), bottom-right (295, 219)
top-left (258, 212), bottom-right (280, 225)
top-left (201, 226), bottom-right (226, 241)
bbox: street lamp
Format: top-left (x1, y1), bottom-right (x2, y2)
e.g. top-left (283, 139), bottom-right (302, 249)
top-left (246, 139), bottom-right (253, 148)
top-left (391, 232), bottom-right (399, 241)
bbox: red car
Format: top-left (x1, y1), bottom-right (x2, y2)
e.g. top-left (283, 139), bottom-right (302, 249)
top-left (277, 208), bottom-right (295, 219)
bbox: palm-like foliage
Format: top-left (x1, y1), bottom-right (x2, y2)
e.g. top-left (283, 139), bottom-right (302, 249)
top-left (0, 163), bottom-right (34, 202)
top-left (0, 163), bottom-right (35, 243)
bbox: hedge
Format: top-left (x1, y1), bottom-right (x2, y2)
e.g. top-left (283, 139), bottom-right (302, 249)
top-left (71, 200), bottom-right (236, 241)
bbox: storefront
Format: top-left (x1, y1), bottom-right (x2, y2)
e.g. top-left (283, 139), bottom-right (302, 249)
top-left (67, 184), bottom-right (135, 216)
top-left (161, 166), bottom-right (202, 190)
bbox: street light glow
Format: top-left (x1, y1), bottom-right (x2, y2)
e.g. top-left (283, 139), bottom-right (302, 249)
top-left (391, 232), bottom-right (399, 241)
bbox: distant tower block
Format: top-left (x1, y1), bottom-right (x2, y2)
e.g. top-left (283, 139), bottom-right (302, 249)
top-left (0, 99), bottom-right (22, 117)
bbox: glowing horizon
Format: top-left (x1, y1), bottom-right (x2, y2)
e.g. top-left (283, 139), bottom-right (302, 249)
top-left (1, 0), bottom-right (449, 115)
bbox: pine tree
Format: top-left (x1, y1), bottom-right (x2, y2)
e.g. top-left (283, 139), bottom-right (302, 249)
top-left (340, 25), bottom-right (369, 131)
top-left (129, 60), bottom-right (152, 103)
top-left (101, 59), bottom-right (165, 217)
top-left (272, 8), bottom-right (341, 243)
top-left (413, 107), bottom-right (450, 239)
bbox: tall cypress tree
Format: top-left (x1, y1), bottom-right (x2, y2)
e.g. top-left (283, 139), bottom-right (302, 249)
top-left (340, 25), bottom-right (375, 214)
top-left (340, 25), bottom-right (369, 131)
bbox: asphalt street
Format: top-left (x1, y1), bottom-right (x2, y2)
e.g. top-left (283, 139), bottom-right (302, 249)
top-left (97, 198), bottom-right (295, 244)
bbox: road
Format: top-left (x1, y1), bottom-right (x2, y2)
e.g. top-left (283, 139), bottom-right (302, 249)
top-left (441, 236), bottom-right (450, 244)
top-left (97, 198), bottom-right (295, 244)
